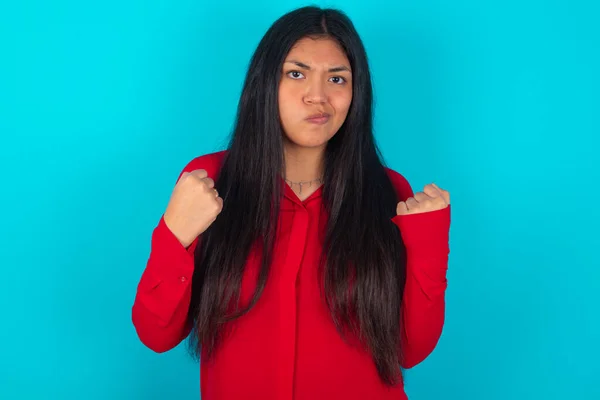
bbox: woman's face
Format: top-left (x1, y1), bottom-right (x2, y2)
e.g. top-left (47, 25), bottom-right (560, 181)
top-left (278, 37), bottom-right (353, 150)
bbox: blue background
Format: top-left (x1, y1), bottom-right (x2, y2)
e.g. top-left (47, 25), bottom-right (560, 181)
top-left (1, 0), bottom-right (598, 399)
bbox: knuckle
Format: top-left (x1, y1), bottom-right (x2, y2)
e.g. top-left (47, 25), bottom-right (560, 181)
top-left (180, 172), bottom-right (192, 182)
top-left (188, 169), bottom-right (207, 181)
top-left (199, 179), bottom-right (213, 190)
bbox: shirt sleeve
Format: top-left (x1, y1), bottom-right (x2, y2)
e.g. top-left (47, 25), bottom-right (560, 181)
top-left (131, 214), bottom-right (198, 352)
top-left (387, 171), bottom-right (451, 369)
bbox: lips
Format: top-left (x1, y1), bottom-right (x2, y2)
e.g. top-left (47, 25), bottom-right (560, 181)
top-left (305, 112), bottom-right (331, 124)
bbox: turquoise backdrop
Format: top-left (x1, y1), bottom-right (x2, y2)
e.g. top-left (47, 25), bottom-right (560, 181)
top-left (1, 0), bottom-right (598, 399)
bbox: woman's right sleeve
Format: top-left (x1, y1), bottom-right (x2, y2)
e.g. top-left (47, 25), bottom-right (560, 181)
top-left (131, 214), bottom-right (199, 353)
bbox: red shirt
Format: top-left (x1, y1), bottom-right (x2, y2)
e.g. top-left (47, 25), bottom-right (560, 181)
top-left (132, 150), bottom-right (451, 400)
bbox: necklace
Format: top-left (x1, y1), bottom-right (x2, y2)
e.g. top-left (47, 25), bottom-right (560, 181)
top-left (284, 176), bottom-right (324, 195)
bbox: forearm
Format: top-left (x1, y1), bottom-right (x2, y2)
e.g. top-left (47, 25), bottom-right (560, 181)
top-left (392, 205), bottom-right (451, 368)
top-left (131, 215), bottom-right (198, 352)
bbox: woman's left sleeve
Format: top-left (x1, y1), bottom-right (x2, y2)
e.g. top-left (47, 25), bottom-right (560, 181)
top-left (391, 203), bottom-right (451, 369)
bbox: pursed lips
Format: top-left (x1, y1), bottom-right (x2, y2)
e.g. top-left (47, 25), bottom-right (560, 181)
top-left (305, 112), bottom-right (330, 124)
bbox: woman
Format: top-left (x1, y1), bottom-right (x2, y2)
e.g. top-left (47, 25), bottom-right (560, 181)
top-left (132, 6), bottom-right (451, 400)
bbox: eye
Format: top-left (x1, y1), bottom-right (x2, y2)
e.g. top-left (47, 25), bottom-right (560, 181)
top-left (287, 70), bottom-right (305, 79)
top-left (329, 76), bottom-right (347, 85)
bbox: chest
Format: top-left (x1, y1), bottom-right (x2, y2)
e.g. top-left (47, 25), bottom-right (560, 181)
top-left (238, 201), bottom-right (329, 306)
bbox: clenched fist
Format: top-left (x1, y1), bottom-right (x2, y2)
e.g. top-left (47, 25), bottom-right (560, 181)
top-left (163, 169), bottom-right (223, 248)
top-left (396, 183), bottom-right (450, 216)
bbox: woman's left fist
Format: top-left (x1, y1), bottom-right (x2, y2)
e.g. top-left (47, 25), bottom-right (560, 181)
top-left (396, 183), bottom-right (450, 216)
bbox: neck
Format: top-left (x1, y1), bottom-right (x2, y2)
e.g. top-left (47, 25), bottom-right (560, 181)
top-left (282, 142), bottom-right (326, 183)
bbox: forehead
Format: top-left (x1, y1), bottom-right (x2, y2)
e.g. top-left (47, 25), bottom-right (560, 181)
top-left (286, 37), bottom-right (350, 66)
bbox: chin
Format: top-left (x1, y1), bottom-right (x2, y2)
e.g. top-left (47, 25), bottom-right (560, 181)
top-left (286, 136), bottom-right (331, 149)
top-left (284, 129), bottom-right (337, 149)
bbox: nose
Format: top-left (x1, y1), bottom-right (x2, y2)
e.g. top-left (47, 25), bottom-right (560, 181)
top-left (303, 81), bottom-right (327, 105)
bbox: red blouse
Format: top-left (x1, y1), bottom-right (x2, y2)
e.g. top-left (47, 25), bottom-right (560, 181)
top-left (132, 150), bottom-right (451, 400)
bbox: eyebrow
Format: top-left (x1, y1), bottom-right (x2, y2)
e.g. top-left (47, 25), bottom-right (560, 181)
top-left (284, 60), bottom-right (351, 73)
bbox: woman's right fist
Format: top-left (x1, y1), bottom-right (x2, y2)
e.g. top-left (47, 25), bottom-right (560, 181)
top-left (163, 169), bottom-right (223, 248)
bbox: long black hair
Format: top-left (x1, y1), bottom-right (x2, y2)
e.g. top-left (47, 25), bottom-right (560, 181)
top-left (187, 6), bottom-right (407, 385)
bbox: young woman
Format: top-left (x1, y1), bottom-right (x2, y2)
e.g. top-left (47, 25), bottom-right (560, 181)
top-left (132, 6), bottom-right (451, 400)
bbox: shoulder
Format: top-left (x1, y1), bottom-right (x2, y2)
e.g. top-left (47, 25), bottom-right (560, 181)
top-left (383, 167), bottom-right (414, 201)
top-left (177, 150), bottom-right (228, 181)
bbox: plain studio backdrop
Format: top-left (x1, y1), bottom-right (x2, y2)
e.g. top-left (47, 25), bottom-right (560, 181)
top-left (0, 0), bottom-right (598, 399)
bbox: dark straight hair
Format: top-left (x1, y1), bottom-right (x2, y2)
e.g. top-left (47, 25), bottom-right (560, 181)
top-left (187, 6), bottom-right (407, 385)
